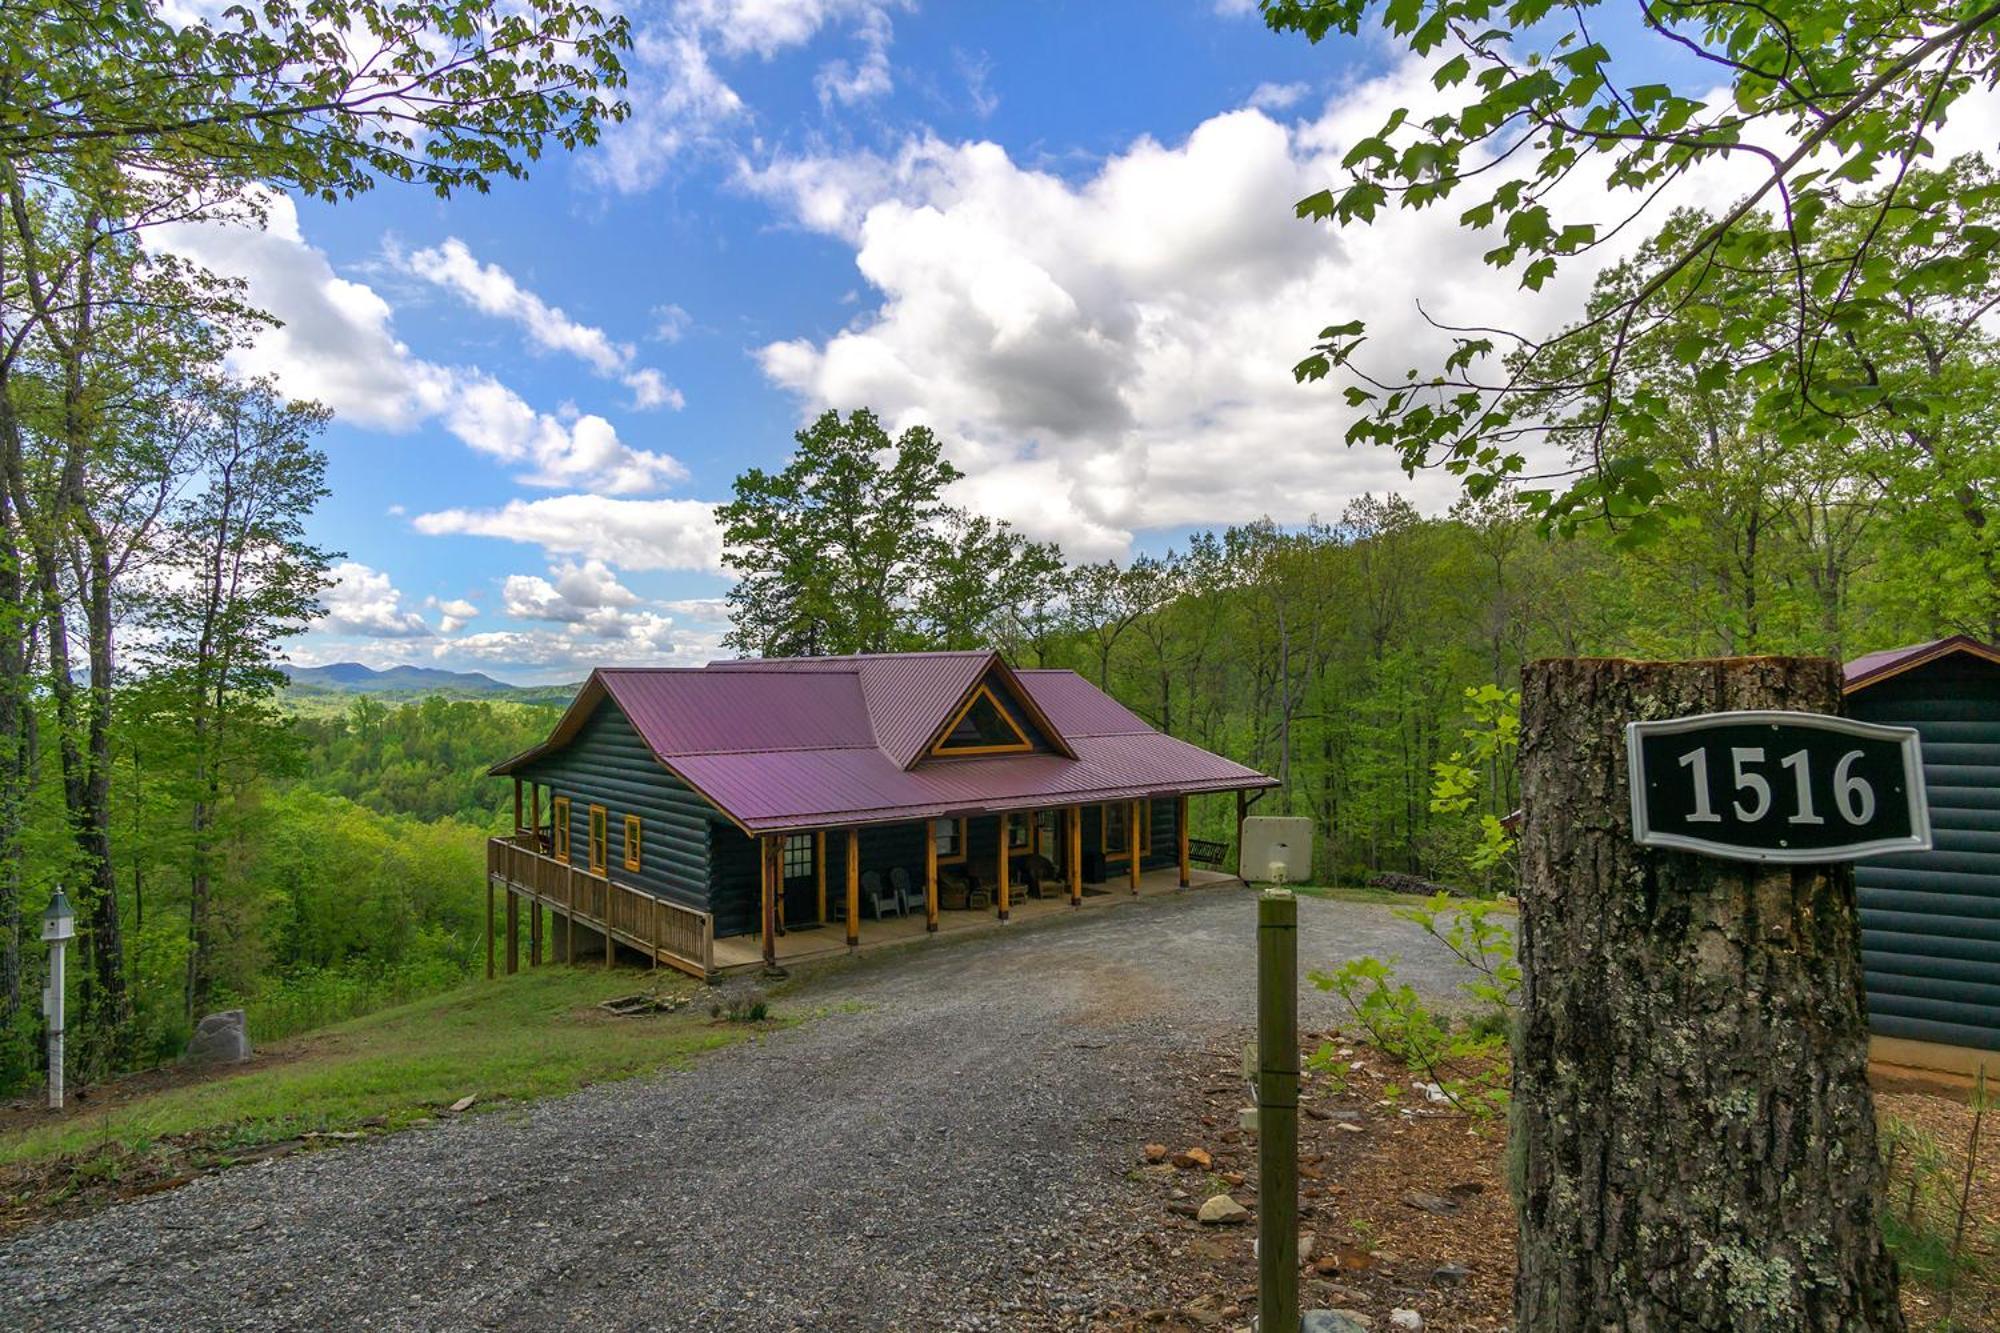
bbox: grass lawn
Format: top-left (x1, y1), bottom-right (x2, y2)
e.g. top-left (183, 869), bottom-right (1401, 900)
top-left (0, 967), bottom-right (762, 1225)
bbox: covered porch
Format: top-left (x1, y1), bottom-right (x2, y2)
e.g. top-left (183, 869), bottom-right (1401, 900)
top-left (712, 863), bottom-right (1243, 974)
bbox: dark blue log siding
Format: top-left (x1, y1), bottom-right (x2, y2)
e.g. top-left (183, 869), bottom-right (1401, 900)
top-left (1852, 658), bottom-right (2000, 1052)
top-left (515, 699), bottom-right (714, 918)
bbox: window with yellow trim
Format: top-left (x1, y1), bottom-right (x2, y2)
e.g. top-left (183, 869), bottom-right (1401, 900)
top-left (623, 814), bottom-right (642, 872)
top-left (1101, 801), bottom-right (1129, 856)
top-left (1035, 810), bottom-right (1061, 855)
top-left (932, 817), bottom-right (967, 864)
top-left (931, 683), bottom-right (1033, 756)
top-left (588, 805), bottom-right (608, 873)
top-left (552, 797), bottom-right (572, 863)
top-left (1006, 812), bottom-right (1033, 852)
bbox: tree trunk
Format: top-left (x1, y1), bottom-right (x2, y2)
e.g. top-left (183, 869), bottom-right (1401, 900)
top-left (1514, 656), bottom-right (1903, 1331)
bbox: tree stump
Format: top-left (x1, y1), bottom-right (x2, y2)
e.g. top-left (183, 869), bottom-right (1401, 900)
top-left (1515, 657), bottom-right (1903, 1331)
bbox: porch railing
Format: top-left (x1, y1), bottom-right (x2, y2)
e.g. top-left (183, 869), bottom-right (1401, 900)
top-left (486, 833), bottom-right (714, 979)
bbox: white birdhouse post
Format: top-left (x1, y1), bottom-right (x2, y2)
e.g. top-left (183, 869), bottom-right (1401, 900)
top-left (41, 888), bottom-right (74, 1111)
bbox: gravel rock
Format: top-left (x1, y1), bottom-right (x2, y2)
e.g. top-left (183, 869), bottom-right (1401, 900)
top-left (1196, 1195), bottom-right (1249, 1225)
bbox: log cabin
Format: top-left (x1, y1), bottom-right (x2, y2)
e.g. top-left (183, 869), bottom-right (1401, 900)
top-left (485, 649), bottom-right (1276, 978)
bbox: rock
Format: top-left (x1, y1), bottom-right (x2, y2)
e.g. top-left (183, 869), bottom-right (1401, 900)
top-left (1143, 1143), bottom-right (1169, 1163)
top-left (1302, 1312), bottom-right (1374, 1333)
top-left (1297, 1231), bottom-right (1317, 1263)
top-left (184, 1009), bottom-right (251, 1065)
top-left (1333, 1121), bottom-right (1365, 1134)
top-left (1220, 1171), bottom-right (1245, 1186)
top-left (1389, 1311), bottom-right (1423, 1331)
top-left (1173, 1147), bottom-right (1214, 1170)
top-left (1400, 1189), bottom-right (1460, 1215)
top-left (448, 1095), bottom-right (477, 1114)
top-left (1326, 1109), bottom-right (1364, 1123)
top-left (1196, 1194), bottom-right (1249, 1225)
top-left (1430, 1262), bottom-right (1469, 1286)
top-left (1239, 1107), bottom-right (1260, 1133)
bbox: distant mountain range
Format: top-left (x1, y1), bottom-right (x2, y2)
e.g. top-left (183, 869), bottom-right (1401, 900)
top-left (280, 662), bottom-right (579, 707)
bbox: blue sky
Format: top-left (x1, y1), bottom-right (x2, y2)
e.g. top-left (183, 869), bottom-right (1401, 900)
top-left (150, 0), bottom-right (1760, 682)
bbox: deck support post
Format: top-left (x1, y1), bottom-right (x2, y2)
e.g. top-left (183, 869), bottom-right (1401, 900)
top-left (486, 877), bottom-right (496, 979)
top-left (1129, 799), bottom-right (1142, 894)
top-left (1178, 795), bottom-right (1191, 888)
top-left (816, 831), bottom-right (827, 925)
top-left (505, 890), bottom-right (519, 975)
top-left (530, 901), bottom-right (542, 966)
top-left (760, 834), bottom-right (778, 968)
top-left (604, 890), bottom-right (615, 967)
top-left (531, 784), bottom-right (542, 851)
top-left (925, 822), bottom-right (939, 933)
top-left (1069, 807), bottom-right (1082, 908)
top-left (998, 816), bottom-right (1011, 923)
top-left (513, 778), bottom-right (523, 837)
top-left (845, 829), bottom-right (860, 950)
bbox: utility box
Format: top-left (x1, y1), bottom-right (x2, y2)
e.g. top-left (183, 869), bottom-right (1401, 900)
top-left (1241, 816), bottom-right (1312, 884)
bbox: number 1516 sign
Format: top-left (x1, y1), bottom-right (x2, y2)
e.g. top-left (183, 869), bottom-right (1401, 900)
top-left (1626, 711), bottom-right (1931, 863)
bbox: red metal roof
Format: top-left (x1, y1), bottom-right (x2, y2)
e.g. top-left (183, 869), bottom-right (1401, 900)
top-left (492, 650), bottom-right (1274, 831)
top-left (1844, 635), bottom-right (2000, 693)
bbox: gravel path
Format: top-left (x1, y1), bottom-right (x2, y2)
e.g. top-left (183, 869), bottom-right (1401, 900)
top-left (0, 888), bottom-right (1480, 1332)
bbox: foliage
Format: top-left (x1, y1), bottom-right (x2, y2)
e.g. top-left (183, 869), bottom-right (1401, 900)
top-left (1430, 683), bottom-right (1520, 888)
top-left (1306, 893), bottom-right (1518, 1117)
top-left (1264, 0), bottom-right (2000, 530)
top-left (289, 695), bottom-right (560, 825)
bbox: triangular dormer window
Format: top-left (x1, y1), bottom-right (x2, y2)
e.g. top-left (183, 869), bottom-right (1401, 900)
top-left (931, 682), bottom-right (1034, 756)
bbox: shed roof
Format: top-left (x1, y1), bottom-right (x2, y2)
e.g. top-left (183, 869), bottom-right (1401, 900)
top-left (491, 649), bottom-right (1274, 833)
top-left (1844, 635), bottom-right (2000, 693)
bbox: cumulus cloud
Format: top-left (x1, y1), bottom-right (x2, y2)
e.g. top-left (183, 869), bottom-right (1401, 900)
top-left (426, 595), bottom-right (479, 633)
top-left (412, 495), bottom-right (726, 572)
top-left (317, 561), bottom-right (435, 638)
top-left (440, 619), bottom-right (728, 671)
top-left (401, 237), bottom-right (684, 411)
top-left (1247, 81), bottom-right (1309, 111)
top-left (501, 559), bottom-right (642, 623)
top-left (151, 197), bottom-right (690, 495)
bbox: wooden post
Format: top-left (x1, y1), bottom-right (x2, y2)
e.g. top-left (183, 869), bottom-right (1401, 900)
top-left (485, 876), bottom-right (496, 980)
top-left (1514, 656), bottom-right (1902, 1328)
top-left (1068, 807), bottom-right (1082, 908)
top-left (760, 834), bottom-right (778, 968)
top-left (513, 777), bottom-right (523, 836)
top-left (529, 901), bottom-right (542, 966)
top-left (998, 816), bottom-right (1011, 922)
top-left (1129, 798), bottom-right (1142, 893)
top-left (1235, 789), bottom-right (1247, 876)
top-left (845, 828), bottom-right (860, 949)
top-left (604, 881), bottom-right (616, 967)
top-left (815, 831), bottom-right (827, 925)
top-left (1177, 794), bottom-right (1191, 888)
top-left (505, 890), bottom-right (519, 975)
top-left (1257, 889), bottom-right (1299, 1333)
top-left (924, 822), bottom-right (939, 933)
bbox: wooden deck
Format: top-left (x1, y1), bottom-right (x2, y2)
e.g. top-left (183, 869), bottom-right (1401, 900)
top-left (711, 866), bottom-right (1244, 974)
top-left (486, 835), bottom-right (714, 978)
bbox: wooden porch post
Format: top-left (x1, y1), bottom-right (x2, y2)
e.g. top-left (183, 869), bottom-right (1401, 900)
top-left (1235, 789), bottom-right (1247, 876)
top-left (603, 875), bottom-right (616, 966)
top-left (530, 900), bottom-right (542, 966)
top-left (845, 828), bottom-right (860, 950)
top-left (816, 831), bottom-right (827, 925)
top-left (1129, 799), bottom-right (1142, 894)
top-left (531, 783), bottom-right (542, 849)
top-left (760, 834), bottom-right (778, 968)
top-left (1069, 806), bottom-right (1083, 908)
top-left (1178, 794), bottom-right (1191, 888)
top-left (925, 821), bottom-right (939, 933)
top-left (513, 777), bottom-right (523, 836)
top-left (998, 816), bottom-right (1011, 923)
top-left (486, 876), bottom-right (496, 979)
top-left (505, 890), bottom-right (520, 975)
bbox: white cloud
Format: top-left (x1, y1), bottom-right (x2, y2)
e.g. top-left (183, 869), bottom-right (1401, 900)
top-left (426, 595), bottom-right (479, 633)
top-left (439, 619), bottom-right (727, 671)
top-left (152, 197), bottom-right (692, 495)
top-left (652, 303), bottom-right (694, 343)
top-left (412, 494), bottom-right (726, 572)
top-left (1248, 81), bottom-right (1309, 111)
top-left (501, 559), bottom-right (642, 623)
top-left (317, 561), bottom-right (434, 638)
top-left (401, 237), bottom-right (684, 411)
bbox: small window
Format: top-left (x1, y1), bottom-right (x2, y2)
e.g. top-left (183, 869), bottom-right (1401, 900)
top-left (933, 817), bottom-right (967, 864)
top-left (1035, 810), bottom-right (1061, 855)
top-left (588, 805), bottom-right (608, 873)
top-left (1007, 812), bottom-right (1032, 852)
top-left (552, 797), bottom-right (572, 863)
top-left (1102, 801), bottom-right (1130, 857)
top-left (932, 683), bottom-right (1033, 756)
top-left (782, 833), bottom-right (815, 879)
top-left (623, 815), bottom-right (642, 872)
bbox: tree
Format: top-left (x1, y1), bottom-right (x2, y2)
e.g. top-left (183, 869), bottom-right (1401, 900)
top-left (1264, 0), bottom-right (2000, 529)
top-left (913, 509), bottom-right (1065, 651)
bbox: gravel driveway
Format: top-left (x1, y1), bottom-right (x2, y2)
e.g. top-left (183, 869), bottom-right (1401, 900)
top-left (0, 888), bottom-right (1482, 1332)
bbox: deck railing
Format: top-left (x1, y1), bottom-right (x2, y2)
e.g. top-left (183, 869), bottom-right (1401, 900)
top-left (486, 834), bottom-right (714, 979)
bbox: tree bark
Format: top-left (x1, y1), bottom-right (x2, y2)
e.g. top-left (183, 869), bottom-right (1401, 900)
top-left (1515, 655), bottom-right (1903, 1331)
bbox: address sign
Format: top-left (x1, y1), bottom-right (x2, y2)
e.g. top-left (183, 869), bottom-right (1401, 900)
top-left (1625, 710), bottom-right (1932, 864)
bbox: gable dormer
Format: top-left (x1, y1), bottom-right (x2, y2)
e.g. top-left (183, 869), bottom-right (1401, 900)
top-left (917, 657), bottom-right (1073, 764)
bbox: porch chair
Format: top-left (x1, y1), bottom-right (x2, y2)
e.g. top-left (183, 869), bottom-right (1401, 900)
top-left (861, 869), bottom-right (903, 920)
top-left (891, 866), bottom-right (923, 917)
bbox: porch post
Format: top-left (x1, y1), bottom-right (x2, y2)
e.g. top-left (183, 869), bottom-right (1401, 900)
top-left (531, 784), bottom-right (542, 851)
top-left (846, 828), bottom-right (860, 950)
top-left (760, 834), bottom-right (777, 968)
top-left (505, 890), bottom-right (520, 975)
top-left (1068, 806), bottom-right (1082, 908)
top-left (816, 831), bottom-right (827, 925)
top-left (530, 900), bottom-right (542, 966)
top-left (513, 778), bottom-right (523, 837)
top-left (1235, 789), bottom-right (1247, 876)
top-left (1178, 794), bottom-right (1191, 888)
top-left (998, 816), bottom-right (1011, 923)
top-left (486, 876), bottom-right (496, 979)
top-left (1129, 798), bottom-right (1142, 894)
top-left (925, 821), bottom-right (939, 933)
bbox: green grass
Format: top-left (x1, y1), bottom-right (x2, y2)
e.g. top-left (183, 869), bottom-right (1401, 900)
top-left (1, 968), bottom-right (753, 1171)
